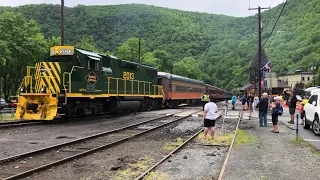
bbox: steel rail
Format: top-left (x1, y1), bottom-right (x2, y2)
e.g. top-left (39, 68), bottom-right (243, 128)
top-left (0, 110), bottom-right (187, 164)
top-left (135, 128), bottom-right (204, 180)
top-left (0, 104), bottom-right (198, 129)
top-left (0, 120), bottom-right (44, 128)
top-left (1, 110), bottom-right (200, 180)
top-left (134, 113), bottom-right (224, 180)
top-left (218, 109), bottom-right (243, 180)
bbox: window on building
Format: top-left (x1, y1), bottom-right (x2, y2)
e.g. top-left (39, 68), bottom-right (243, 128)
top-left (308, 77), bottom-right (310, 81)
top-left (302, 77), bottom-right (305, 81)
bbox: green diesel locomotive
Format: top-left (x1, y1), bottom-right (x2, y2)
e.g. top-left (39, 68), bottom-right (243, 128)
top-left (16, 46), bottom-right (164, 120)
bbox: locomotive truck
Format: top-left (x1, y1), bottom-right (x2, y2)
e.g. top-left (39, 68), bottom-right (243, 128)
top-left (16, 46), bottom-right (231, 120)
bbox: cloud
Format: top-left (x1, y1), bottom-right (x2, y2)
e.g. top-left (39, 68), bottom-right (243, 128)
top-left (1, 0), bottom-right (285, 17)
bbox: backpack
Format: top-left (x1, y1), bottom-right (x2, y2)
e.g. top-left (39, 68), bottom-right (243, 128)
top-left (277, 105), bottom-right (283, 116)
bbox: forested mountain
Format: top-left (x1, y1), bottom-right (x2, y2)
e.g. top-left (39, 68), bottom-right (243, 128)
top-left (0, 0), bottom-right (319, 91)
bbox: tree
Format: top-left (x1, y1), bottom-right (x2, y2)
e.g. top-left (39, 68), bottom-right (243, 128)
top-left (117, 38), bottom-right (147, 62)
top-left (173, 57), bottom-right (201, 80)
top-left (0, 12), bottom-right (48, 98)
top-left (153, 50), bottom-right (173, 73)
top-left (142, 52), bottom-right (158, 67)
top-left (76, 35), bottom-right (100, 52)
top-left (231, 88), bottom-right (240, 95)
top-left (293, 82), bottom-right (305, 95)
top-left (47, 36), bottom-right (61, 48)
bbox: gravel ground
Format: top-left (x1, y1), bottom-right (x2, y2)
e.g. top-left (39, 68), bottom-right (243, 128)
top-left (153, 142), bottom-right (227, 180)
top-left (224, 115), bottom-right (320, 180)
top-left (22, 116), bottom-right (203, 180)
top-left (144, 115), bottom-right (239, 180)
top-left (0, 108), bottom-right (182, 159)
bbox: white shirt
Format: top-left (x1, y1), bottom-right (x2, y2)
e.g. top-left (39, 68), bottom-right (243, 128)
top-left (204, 102), bottom-right (217, 120)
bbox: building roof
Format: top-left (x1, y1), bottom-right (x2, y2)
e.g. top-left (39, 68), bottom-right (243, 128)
top-left (277, 72), bottom-right (314, 77)
top-left (275, 81), bottom-right (291, 88)
top-left (250, 47), bottom-right (269, 69)
top-left (240, 83), bottom-right (253, 91)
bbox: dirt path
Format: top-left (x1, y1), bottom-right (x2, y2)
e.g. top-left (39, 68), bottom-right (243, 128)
top-left (224, 111), bottom-right (320, 180)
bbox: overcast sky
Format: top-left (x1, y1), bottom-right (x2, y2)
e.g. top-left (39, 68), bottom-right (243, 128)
top-left (1, 0), bottom-right (285, 17)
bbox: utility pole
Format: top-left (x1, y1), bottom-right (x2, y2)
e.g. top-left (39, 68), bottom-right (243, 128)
top-left (249, 6), bottom-right (270, 98)
top-left (61, 0), bottom-right (65, 46)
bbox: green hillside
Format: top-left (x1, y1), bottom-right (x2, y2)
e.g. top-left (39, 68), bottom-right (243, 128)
top-left (0, 0), bottom-right (319, 91)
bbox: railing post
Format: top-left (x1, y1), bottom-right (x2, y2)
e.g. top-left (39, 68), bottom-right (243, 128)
top-left (68, 73), bottom-right (71, 93)
top-left (138, 81), bottom-right (139, 95)
top-left (132, 80), bottom-right (133, 95)
top-left (124, 79), bottom-right (126, 95)
top-left (116, 79), bottom-right (119, 96)
top-left (108, 78), bottom-right (110, 94)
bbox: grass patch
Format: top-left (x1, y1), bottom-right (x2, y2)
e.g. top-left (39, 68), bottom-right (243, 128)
top-left (163, 138), bottom-right (184, 150)
top-left (197, 132), bottom-right (234, 146)
top-left (112, 157), bottom-right (154, 180)
top-left (143, 171), bottom-right (168, 180)
top-left (235, 129), bottom-right (258, 147)
top-left (290, 136), bottom-right (320, 156)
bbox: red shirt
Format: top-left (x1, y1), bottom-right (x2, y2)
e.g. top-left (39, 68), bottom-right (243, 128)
top-left (300, 105), bottom-right (304, 113)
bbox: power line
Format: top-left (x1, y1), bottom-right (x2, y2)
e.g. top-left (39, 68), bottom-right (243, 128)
top-left (269, 0), bottom-right (276, 7)
top-left (262, 0), bottom-right (286, 33)
top-left (263, 0), bottom-right (288, 48)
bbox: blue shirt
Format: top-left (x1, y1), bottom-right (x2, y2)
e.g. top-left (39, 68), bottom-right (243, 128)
top-left (232, 96), bottom-right (237, 104)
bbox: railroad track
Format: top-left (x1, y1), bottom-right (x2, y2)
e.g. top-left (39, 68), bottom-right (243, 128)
top-left (0, 102), bottom-right (229, 129)
top-left (134, 109), bottom-right (243, 180)
top-left (0, 103), bottom-right (206, 129)
top-left (0, 109), bottom-right (201, 180)
top-left (0, 120), bottom-right (43, 128)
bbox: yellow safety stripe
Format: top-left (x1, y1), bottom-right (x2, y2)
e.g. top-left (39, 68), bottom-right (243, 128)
top-left (42, 62), bottom-right (60, 93)
top-left (48, 62), bottom-right (61, 83)
top-left (55, 62), bottom-right (61, 73)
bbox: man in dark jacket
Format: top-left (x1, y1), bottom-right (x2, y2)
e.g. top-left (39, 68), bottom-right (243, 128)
top-left (287, 90), bottom-right (297, 124)
top-left (256, 92), bottom-right (269, 126)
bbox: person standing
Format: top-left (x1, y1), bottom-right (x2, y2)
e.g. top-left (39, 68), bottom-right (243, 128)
top-left (202, 95), bottom-right (218, 139)
top-left (256, 92), bottom-right (269, 127)
top-left (271, 96), bottom-right (282, 133)
top-left (287, 90), bottom-right (297, 124)
top-left (241, 95), bottom-right (247, 110)
top-left (254, 95), bottom-right (259, 109)
top-left (300, 102), bottom-right (305, 125)
top-left (231, 95), bottom-right (237, 110)
top-left (201, 94), bottom-right (208, 111)
top-left (249, 94), bottom-right (254, 112)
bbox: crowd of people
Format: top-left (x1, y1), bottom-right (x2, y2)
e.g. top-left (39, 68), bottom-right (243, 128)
top-left (200, 90), bottom-right (307, 138)
top-left (237, 90), bottom-right (308, 133)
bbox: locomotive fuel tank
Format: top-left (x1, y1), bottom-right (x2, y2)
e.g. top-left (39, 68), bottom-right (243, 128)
top-left (109, 100), bottom-right (141, 112)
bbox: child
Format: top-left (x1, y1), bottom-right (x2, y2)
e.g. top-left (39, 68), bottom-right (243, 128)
top-left (271, 96), bottom-right (282, 133)
top-left (300, 102), bottom-right (305, 125)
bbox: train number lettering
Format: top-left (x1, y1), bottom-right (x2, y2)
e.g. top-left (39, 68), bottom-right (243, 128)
top-left (123, 71), bottom-right (134, 80)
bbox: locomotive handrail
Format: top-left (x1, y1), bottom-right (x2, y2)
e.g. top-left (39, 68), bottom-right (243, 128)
top-left (107, 77), bottom-right (164, 98)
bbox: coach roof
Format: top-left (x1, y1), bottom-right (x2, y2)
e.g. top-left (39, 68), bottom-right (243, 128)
top-left (157, 72), bottom-right (205, 86)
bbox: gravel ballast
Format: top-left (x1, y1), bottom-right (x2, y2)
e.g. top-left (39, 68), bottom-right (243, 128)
top-left (0, 109), bottom-right (182, 159)
top-left (224, 111), bottom-right (320, 180)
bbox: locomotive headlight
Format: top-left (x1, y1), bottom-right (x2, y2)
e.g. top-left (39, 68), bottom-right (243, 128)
top-left (20, 87), bottom-right (25, 92)
top-left (41, 86), bottom-right (46, 93)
